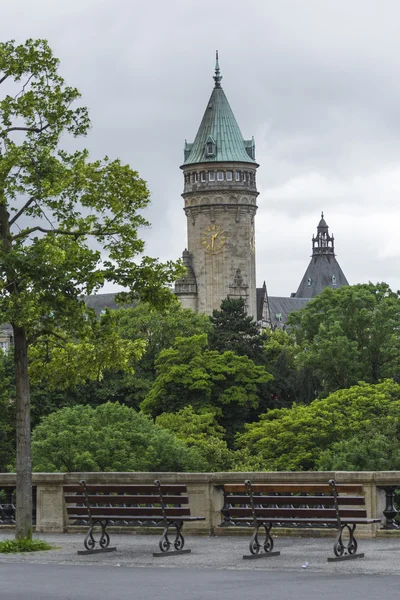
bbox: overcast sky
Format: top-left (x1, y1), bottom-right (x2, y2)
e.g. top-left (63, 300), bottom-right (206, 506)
top-left (3, 0), bottom-right (400, 296)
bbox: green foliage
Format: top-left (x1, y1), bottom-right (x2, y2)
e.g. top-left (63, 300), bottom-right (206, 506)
top-left (29, 309), bottom-right (146, 390)
top-left (0, 538), bottom-right (53, 553)
top-left (32, 402), bottom-right (206, 472)
top-left (317, 433), bottom-right (400, 471)
top-left (0, 350), bottom-right (15, 470)
top-left (237, 379), bottom-right (400, 471)
top-left (142, 334), bottom-right (272, 443)
top-left (1, 39), bottom-right (184, 535)
top-left (261, 329), bottom-right (300, 408)
top-left (289, 283), bottom-right (400, 394)
top-left (209, 297), bottom-right (265, 364)
top-left (156, 406), bottom-right (234, 471)
top-left (113, 301), bottom-right (212, 403)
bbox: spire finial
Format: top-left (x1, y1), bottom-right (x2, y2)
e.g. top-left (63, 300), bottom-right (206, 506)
top-left (213, 50), bottom-right (222, 88)
top-left (321, 211), bottom-right (324, 219)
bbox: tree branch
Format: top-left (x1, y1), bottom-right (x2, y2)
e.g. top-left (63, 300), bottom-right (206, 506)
top-left (12, 226), bottom-right (84, 241)
top-left (5, 123), bottom-right (51, 134)
top-left (9, 197), bottom-right (36, 226)
top-left (12, 225), bottom-right (121, 241)
top-left (30, 329), bottom-right (69, 345)
top-left (0, 73), bottom-right (9, 85)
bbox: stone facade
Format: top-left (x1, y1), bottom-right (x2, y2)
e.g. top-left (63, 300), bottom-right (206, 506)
top-left (175, 56), bottom-right (259, 319)
top-left (178, 162), bottom-right (258, 318)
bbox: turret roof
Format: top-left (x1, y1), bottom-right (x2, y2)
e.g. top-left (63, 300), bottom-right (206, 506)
top-left (294, 213), bottom-right (349, 298)
top-left (183, 53), bottom-right (256, 166)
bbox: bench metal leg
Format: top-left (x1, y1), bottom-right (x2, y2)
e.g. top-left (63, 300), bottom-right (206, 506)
top-left (153, 520), bottom-right (191, 557)
top-left (327, 523), bottom-right (364, 562)
top-left (243, 523), bottom-right (280, 560)
top-left (77, 520), bottom-right (116, 555)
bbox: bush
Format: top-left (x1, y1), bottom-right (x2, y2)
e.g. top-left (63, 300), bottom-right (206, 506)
top-left (32, 402), bottom-right (206, 472)
top-left (0, 538), bottom-right (53, 553)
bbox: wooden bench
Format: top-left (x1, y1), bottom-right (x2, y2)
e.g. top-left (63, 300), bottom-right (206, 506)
top-left (221, 479), bottom-right (381, 561)
top-left (63, 479), bottom-right (205, 556)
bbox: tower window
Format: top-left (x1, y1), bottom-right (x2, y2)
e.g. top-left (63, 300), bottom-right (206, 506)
top-left (242, 172), bottom-right (246, 182)
top-left (192, 173), bottom-right (198, 183)
top-left (307, 277), bottom-right (312, 287)
top-left (206, 142), bottom-right (215, 156)
top-left (209, 171), bottom-right (215, 182)
top-left (200, 171), bottom-right (206, 182)
top-left (235, 171), bottom-right (241, 181)
top-left (226, 171), bottom-right (232, 181)
top-left (332, 275), bottom-right (337, 286)
top-left (217, 171), bottom-right (224, 181)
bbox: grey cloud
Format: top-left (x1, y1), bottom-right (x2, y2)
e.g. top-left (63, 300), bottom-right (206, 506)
top-left (3, 0), bottom-right (400, 295)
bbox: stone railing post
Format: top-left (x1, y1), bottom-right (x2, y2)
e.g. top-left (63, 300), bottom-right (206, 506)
top-left (379, 486), bottom-right (399, 529)
top-left (34, 474), bottom-right (66, 532)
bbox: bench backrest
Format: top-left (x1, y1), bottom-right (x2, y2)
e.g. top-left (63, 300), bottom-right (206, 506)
top-left (222, 480), bottom-right (368, 525)
top-left (64, 480), bottom-right (191, 525)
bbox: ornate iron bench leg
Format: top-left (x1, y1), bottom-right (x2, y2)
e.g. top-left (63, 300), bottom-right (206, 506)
top-left (243, 523), bottom-right (280, 560)
top-left (153, 521), bottom-right (192, 557)
top-left (77, 520), bottom-right (117, 555)
top-left (327, 524), bottom-right (364, 562)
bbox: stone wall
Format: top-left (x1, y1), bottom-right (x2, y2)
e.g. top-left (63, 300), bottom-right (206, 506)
top-left (1, 471), bottom-right (399, 536)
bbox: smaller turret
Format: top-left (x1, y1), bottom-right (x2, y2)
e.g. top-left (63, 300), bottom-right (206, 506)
top-left (174, 250), bottom-right (198, 311)
top-left (294, 213), bottom-right (348, 298)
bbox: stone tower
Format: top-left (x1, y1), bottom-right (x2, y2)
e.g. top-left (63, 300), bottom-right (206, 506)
top-left (294, 212), bottom-right (349, 298)
top-left (175, 54), bottom-right (259, 318)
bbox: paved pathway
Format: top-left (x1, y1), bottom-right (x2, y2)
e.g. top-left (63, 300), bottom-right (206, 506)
top-left (0, 532), bottom-right (399, 599)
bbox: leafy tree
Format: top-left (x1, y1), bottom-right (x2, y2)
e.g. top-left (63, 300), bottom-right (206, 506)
top-left (289, 283), bottom-right (400, 395)
top-left (317, 432), bottom-right (400, 471)
top-left (0, 350), bottom-right (15, 470)
top-left (209, 297), bottom-right (265, 364)
top-left (237, 379), bottom-right (400, 471)
top-left (156, 406), bottom-right (234, 471)
top-left (141, 334), bottom-right (272, 443)
top-left (28, 309), bottom-right (145, 390)
top-left (0, 39), bottom-right (181, 537)
top-left (32, 402), bottom-right (206, 472)
top-left (261, 329), bottom-right (299, 408)
top-left (112, 301), bottom-right (212, 403)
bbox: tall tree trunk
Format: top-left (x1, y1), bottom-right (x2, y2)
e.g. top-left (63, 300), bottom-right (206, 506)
top-left (13, 324), bottom-right (32, 539)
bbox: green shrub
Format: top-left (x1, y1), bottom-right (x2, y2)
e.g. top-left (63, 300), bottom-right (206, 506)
top-left (0, 538), bottom-right (53, 553)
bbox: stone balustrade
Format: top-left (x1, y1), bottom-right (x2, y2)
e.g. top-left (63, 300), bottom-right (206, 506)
top-left (0, 471), bottom-right (399, 536)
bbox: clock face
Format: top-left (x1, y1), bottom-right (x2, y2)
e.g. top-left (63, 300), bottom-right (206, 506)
top-left (201, 224), bottom-right (226, 253)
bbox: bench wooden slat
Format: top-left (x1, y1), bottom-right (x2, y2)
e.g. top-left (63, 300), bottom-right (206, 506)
top-left (67, 506), bottom-right (192, 517)
top-left (224, 484), bottom-right (364, 494)
top-left (63, 484), bottom-right (188, 494)
top-left (222, 507), bottom-right (367, 519)
top-left (226, 516), bottom-right (380, 524)
top-left (223, 494), bottom-right (365, 506)
top-left (67, 513), bottom-right (204, 522)
top-left (64, 494), bottom-right (189, 505)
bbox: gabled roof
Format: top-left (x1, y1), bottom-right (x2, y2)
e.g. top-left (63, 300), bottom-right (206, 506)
top-left (256, 289), bottom-right (311, 327)
top-left (183, 54), bottom-right (256, 166)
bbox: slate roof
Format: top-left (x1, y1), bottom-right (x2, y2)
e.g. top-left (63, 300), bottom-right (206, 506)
top-left (294, 255), bottom-right (349, 298)
top-left (266, 295), bottom-right (311, 328)
top-left (85, 293), bottom-right (134, 315)
top-left (183, 56), bottom-right (256, 166)
top-left (294, 213), bottom-right (349, 298)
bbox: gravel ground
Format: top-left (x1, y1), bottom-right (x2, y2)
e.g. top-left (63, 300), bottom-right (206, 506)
top-left (0, 531), bottom-right (399, 575)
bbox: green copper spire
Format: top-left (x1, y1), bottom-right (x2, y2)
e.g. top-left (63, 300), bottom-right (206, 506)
top-left (213, 50), bottom-right (222, 88)
top-left (183, 54), bottom-right (256, 166)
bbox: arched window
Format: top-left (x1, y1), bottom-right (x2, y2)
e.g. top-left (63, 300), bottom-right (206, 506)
top-left (205, 136), bottom-right (216, 158)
